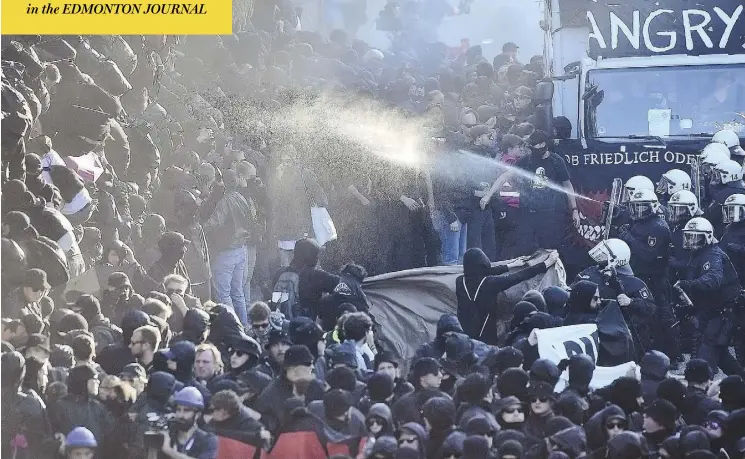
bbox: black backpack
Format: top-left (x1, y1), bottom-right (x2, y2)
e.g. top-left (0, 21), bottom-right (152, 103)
top-left (271, 269), bottom-right (301, 319)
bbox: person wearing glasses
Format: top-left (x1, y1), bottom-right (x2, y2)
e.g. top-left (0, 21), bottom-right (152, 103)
top-left (5, 268), bottom-right (50, 322)
top-left (562, 280), bottom-right (601, 327)
top-left (584, 404), bottom-right (627, 459)
top-left (396, 422), bottom-right (427, 457)
top-left (525, 382), bottom-right (556, 439)
top-left (224, 335), bottom-right (261, 379)
top-left (128, 325), bottom-right (161, 373)
top-left (702, 410), bottom-right (727, 453)
top-left (495, 396), bottom-right (525, 432)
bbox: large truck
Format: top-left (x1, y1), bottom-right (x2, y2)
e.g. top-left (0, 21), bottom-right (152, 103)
top-left (536, 0), bottom-right (745, 250)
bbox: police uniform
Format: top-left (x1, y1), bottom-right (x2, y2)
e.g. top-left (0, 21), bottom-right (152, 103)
top-left (721, 221), bottom-right (745, 366)
top-left (677, 243), bottom-right (743, 375)
top-left (615, 214), bottom-right (678, 360)
top-left (575, 265), bottom-right (656, 358)
top-left (705, 182), bottom-right (745, 238)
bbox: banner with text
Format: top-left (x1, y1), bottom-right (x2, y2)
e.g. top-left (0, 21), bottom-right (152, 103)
top-left (533, 323), bottom-right (638, 391)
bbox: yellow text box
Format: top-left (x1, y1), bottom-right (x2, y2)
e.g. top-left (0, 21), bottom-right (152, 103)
top-left (1, 0), bottom-right (232, 34)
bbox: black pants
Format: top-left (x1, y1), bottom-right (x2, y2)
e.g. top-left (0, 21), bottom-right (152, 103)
top-left (696, 313), bottom-right (743, 376)
top-left (640, 273), bottom-right (681, 360)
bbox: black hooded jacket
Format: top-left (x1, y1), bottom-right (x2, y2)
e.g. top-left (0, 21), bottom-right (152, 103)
top-left (171, 308), bottom-right (210, 345)
top-left (273, 238), bottom-right (340, 321)
top-left (97, 309), bottom-right (151, 375)
top-left (585, 405), bottom-right (626, 458)
top-left (456, 248), bottom-right (549, 344)
top-left (640, 351), bottom-right (670, 404)
top-left (207, 305), bottom-right (245, 368)
top-left (563, 280), bottom-right (599, 326)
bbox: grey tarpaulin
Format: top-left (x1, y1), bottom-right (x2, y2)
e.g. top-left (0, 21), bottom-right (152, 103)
top-left (363, 250), bottom-right (567, 368)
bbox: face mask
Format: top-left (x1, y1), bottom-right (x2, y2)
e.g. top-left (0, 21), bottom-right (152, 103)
top-left (530, 145), bottom-right (547, 158)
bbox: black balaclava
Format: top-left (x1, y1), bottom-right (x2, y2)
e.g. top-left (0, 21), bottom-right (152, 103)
top-left (463, 248), bottom-right (491, 280)
top-left (291, 237), bottom-right (321, 269)
top-left (165, 341), bottom-right (196, 383)
top-left (567, 280), bottom-right (598, 314)
top-left (67, 364), bottom-right (97, 397)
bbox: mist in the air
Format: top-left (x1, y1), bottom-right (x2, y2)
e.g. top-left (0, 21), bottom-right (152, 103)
top-left (357, 0), bottom-right (545, 60)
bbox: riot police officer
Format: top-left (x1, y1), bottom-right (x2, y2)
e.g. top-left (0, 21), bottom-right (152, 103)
top-left (699, 142), bottom-right (731, 208)
top-left (614, 188), bottom-right (678, 361)
top-left (668, 190), bottom-right (701, 275)
top-left (721, 194), bottom-right (745, 367)
top-left (656, 169), bottom-right (692, 206)
top-left (712, 128), bottom-right (745, 166)
top-left (705, 160), bottom-right (745, 238)
top-left (674, 217), bottom-right (743, 376)
top-left (575, 238), bottom-right (656, 360)
top-left (667, 190), bottom-right (702, 358)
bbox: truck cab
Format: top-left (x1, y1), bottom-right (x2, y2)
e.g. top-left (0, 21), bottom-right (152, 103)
top-left (537, 0), bottom-right (745, 248)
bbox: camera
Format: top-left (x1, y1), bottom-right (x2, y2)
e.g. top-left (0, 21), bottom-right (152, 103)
top-left (143, 412), bottom-right (175, 449)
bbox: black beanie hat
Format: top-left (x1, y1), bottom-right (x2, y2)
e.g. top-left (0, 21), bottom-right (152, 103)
top-left (459, 373), bottom-right (493, 404)
top-left (465, 416), bottom-right (495, 436)
top-left (566, 354), bottom-right (595, 389)
top-left (323, 389), bottom-right (352, 418)
top-left (498, 439), bottom-right (524, 459)
top-left (494, 346), bottom-right (524, 374)
top-left (529, 381), bottom-right (555, 400)
top-left (283, 344), bottom-right (314, 368)
top-left (58, 312), bottom-right (89, 333)
top-left (464, 435), bottom-right (491, 459)
top-left (422, 396), bottom-right (456, 430)
top-left (719, 375), bottom-right (745, 409)
top-left (374, 350), bottom-right (399, 370)
top-left (511, 302), bottom-right (537, 328)
top-left (657, 378), bottom-right (687, 411)
top-left (411, 357), bottom-right (441, 386)
top-left (67, 364), bottom-right (98, 396)
top-left (497, 368), bottom-right (530, 400)
top-left (368, 372), bottom-right (395, 401)
top-left (530, 359), bottom-right (560, 387)
top-left (545, 416), bottom-right (575, 436)
top-left (684, 359), bottom-right (712, 384)
top-left (645, 399), bottom-right (678, 431)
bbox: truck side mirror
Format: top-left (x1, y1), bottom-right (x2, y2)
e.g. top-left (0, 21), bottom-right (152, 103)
top-left (534, 81), bottom-right (554, 104)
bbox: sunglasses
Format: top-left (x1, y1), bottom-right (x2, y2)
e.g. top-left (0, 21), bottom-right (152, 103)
top-left (503, 407), bottom-right (524, 414)
top-left (367, 418), bottom-right (385, 427)
top-left (252, 322), bottom-right (270, 330)
top-left (606, 421), bottom-right (626, 430)
top-left (231, 349), bottom-right (247, 357)
top-left (531, 397), bottom-right (549, 404)
top-left (704, 421), bottom-right (721, 430)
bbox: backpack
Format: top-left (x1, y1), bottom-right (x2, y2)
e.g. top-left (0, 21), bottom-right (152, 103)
top-left (271, 269), bottom-right (301, 319)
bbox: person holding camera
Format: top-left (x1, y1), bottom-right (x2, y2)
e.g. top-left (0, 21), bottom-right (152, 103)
top-left (161, 386), bottom-right (217, 459)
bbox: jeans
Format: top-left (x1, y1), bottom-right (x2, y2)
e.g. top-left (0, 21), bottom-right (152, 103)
top-left (435, 212), bottom-right (467, 265)
top-left (244, 245), bottom-right (257, 306)
top-left (465, 207), bottom-right (496, 261)
top-left (212, 246), bottom-right (248, 326)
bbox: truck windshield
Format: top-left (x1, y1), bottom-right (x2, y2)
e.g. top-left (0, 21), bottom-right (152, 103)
top-left (585, 64), bottom-right (745, 139)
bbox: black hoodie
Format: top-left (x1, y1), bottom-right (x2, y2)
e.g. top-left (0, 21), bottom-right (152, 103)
top-left (273, 237), bottom-right (340, 321)
top-left (456, 248), bottom-right (549, 344)
top-left (207, 305), bottom-right (245, 368)
top-left (563, 280), bottom-right (598, 326)
top-left (585, 404), bottom-right (626, 457)
top-left (171, 308), bottom-right (210, 345)
top-left (97, 309), bottom-right (151, 375)
top-left (640, 351), bottom-right (670, 404)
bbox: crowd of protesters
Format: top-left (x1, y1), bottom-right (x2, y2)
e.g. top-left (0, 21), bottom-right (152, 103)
top-left (2, 0), bottom-right (745, 458)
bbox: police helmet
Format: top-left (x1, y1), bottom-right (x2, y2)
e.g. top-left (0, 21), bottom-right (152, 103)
top-left (712, 159), bottom-right (743, 185)
top-left (668, 190), bottom-right (699, 226)
top-left (722, 194), bottom-right (745, 224)
top-left (622, 176), bottom-right (655, 203)
top-left (682, 217), bottom-right (715, 250)
top-left (656, 169), bottom-right (691, 196)
top-left (628, 188), bottom-right (659, 221)
top-left (588, 238), bottom-right (630, 267)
